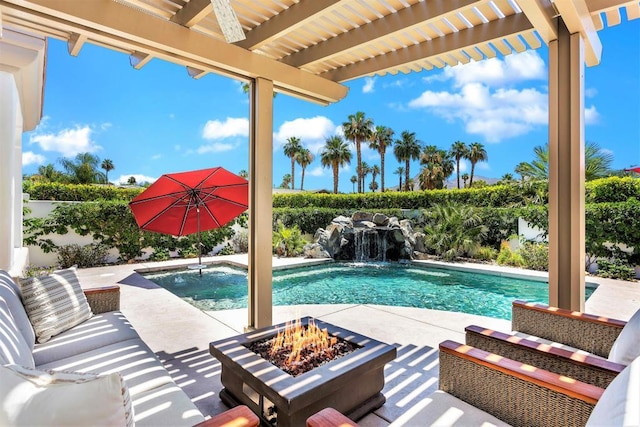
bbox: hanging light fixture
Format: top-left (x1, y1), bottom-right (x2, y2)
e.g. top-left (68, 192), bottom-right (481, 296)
top-left (211, 0), bottom-right (246, 43)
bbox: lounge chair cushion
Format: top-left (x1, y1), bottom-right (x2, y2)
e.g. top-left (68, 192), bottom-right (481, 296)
top-left (391, 390), bottom-right (511, 426)
top-left (131, 382), bottom-right (206, 426)
top-left (0, 364), bottom-right (133, 427)
top-left (0, 296), bottom-right (34, 368)
top-left (0, 270), bottom-right (35, 349)
top-left (32, 311), bottom-right (139, 366)
top-left (608, 308), bottom-right (640, 365)
top-left (587, 355), bottom-right (640, 426)
top-left (20, 267), bottom-right (93, 343)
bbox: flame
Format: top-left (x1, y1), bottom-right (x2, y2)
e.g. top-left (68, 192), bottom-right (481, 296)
top-left (270, 318), bottom-right (338, 368)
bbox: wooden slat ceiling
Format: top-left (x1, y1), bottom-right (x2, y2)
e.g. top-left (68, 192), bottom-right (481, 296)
top-left (0, 0), bottom-right (638, 104)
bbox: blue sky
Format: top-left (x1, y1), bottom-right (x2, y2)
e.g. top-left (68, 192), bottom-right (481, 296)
top-left (22, 18), bottom-right (639, 193)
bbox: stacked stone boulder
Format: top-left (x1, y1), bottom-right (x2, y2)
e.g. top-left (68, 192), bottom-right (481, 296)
top-left (304, 212), bottom-right (426, 261)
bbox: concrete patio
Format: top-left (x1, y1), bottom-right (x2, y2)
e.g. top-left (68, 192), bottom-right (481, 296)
top-left (76, 256), bottom-right (640, 426)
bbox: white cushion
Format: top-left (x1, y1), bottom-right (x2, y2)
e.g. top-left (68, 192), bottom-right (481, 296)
top-left (0, 270), bottom-right (35, 349)
top-left (0, 364), bottom-right (134, 427)
top-left (587, 355), bottom-right (640, 426)
top-left (20, 267), bottom-right (93, 343)
top-left (608, 308), bottom-right (640, 365)
top-left (0, 298), bottom-right (34, 368)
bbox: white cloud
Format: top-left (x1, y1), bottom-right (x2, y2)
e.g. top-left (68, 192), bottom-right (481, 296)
top-left (409, 83), bottom-right (548, 142)
top-left (585, 88), bottom-right (598, 98)
top-left (585, 105), bottom-right (600, 124)
top-left (307, 166), bottom-right (325, 177)
top-left (22, 151), bottom-right (46, 166)
top-left (440, 50), bottom-right (546, 88)
top-left (362, 77), bottom-right (376, 94)
top-left (197, 142), bottom-right (236, 154)
top-left (151, 154), bottom-right (162, 160)
top-left (202, 117), bottom-right (249, 140)
top-left (29, 125), bottom-right (102, 157)
top-left (274, 116), bottom-right (338, 154)
top-left (116, 174), bottom-right (157, 185)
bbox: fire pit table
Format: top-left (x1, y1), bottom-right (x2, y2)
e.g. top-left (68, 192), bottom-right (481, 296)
top-left (209, 317), bottom-right (397, 426)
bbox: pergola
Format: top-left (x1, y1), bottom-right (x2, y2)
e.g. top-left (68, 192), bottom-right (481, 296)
top-left (0, 0), bottom-right (637, 329)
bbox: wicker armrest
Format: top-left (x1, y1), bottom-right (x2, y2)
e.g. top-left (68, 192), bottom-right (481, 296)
top-left (306, 408), bottom-right (359, 427)
top-left (512, 300), bottom-right (625, 357)
top-left (465, 325), bottom-right (624, 389)
top-left (439, 340), bottom-right (603, 427)
top-left (83, 286), bottom-right (120, 314)
top-left (193, 405), bottom-right (259, 427)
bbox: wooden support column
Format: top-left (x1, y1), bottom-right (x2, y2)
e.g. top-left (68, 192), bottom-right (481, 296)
top-left (248, 78), bottom-right (273, 329)
top-left (548, 18), bottom-right (586, 311)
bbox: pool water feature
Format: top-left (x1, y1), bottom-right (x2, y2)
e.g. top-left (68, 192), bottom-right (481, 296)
top-left (143, 262), bottom-right (596, 320)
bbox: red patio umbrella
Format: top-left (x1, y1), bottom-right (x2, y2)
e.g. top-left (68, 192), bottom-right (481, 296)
top-left (129, 167), bottom-right (248, 270)
top-left (624, 166), bottom-right (640, 174)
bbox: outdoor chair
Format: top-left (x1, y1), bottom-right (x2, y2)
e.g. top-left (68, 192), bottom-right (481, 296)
top-left (195, 405), bottom-right (259, 427)
top-left (464, 300), bottom-right (640, 388)
top-left (306, 340), bottom-right (640, 427)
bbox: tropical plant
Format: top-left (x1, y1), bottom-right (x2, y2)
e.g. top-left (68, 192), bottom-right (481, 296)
top-left (450, 141), bottom-right (469, 189)
top-left (36, 163), bottom-right (65, 183)
top-left (101, 159), bottom-right (115, 185)
top-left (283, 136), bottom-right (302, 190)
top-left (370, 126), bottom-right (394, 191)
top-left (467, 142), bottom-right (488, 187)
top-left (518, 142), bottom-right (614, 181)
top-left (238, 169), bottom-right (249, 179)
top-left (272, 222), bottom-right (307, 257)
top-left (394, 166), bottom-right (404, 191)
top-left (423, 203), bottom-right (487, 261)
top-left (127, 176), bottom-right (137, 185)
top-left (57, 243), bottom-right (109, 268)
top-left (59, 152), bottom-right (105, 184)
top-left (295, 148), bottom-right (313, 191)
top-left (394, 131), bottom-right (421, 191)
top-left (342, 112), bottom-right (374, 193)
top-left (497, 173), bottom-right (516, 185)
top-left (496, 242), bottom-right (524, 267)
top-left (359, 161), bottom-right (371, 192)
top-left (518, 241), bottom-right (549, 271)
top-left (279, 173), bottom-right (292, 189)
top-left (596, 258), bottom-right (635, 280)
top-left (370, 164), bottom-right (380, 192)
top-left (514, 162), bottom-right (528, 182)
top-left (320, 135), bottom-right (352, 194)
top-left (350, 175), bottom-right (358, 193)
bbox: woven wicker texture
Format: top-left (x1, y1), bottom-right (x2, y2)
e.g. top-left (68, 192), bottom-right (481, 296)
top-left (512, 306), bottom-right (621, 358)
top-left (439, 351), bottom-right (595, 427)
top-left (466, 331), bottom-right (617, 389)
top-left (84, 289), bottom-right (120, 314)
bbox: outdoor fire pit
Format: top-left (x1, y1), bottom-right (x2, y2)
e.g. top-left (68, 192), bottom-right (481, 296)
top-left (209, 317), bottom-right (397, 426)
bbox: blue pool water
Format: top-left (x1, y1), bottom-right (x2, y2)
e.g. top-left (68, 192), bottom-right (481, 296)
top-left (143, 262), bottom-right (596, 320)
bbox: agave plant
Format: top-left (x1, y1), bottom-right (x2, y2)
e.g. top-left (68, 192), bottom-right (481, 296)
top-left (423, 203), bottom-right (487, 261)
top-left (272, 222), bottom-right (307, 257)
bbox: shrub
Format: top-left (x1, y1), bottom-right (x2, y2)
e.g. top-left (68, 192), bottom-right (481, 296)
top-left (596, 258), bottom-right (636, 281)
top-left (232, 229), bottom-right (249, 253)
top-left (272, 223), bottom-right (307, 257)
top-left (423, 203), bottom-right (487, 261)
top-left (149, 248), bottom-right (170, 261)
top-left (472, 246), bottom-right (498, 261)
top-left (496, 242), bottom-right (524, 267)
top-left (217, 244), bottom-right (235, 255)
top-left (57, 243), bottom-right (108, 268)
top-left (24, 182), bottom-right (143, 201)
top-left (519, 241), bottom-right (549, 271)
top-left (178, 247), bottom-right (198, 258)
top-left (23, 264), bottom-right (58, 278)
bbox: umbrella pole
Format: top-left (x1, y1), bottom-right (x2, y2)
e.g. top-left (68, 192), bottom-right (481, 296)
top-left (197, 207), bottom-right (202, 276)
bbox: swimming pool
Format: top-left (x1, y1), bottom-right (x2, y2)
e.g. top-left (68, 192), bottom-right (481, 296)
top-left (143, 262), bottom-right (596, 320)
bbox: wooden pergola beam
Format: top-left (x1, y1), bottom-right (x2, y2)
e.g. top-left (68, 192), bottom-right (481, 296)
top-left (170, 0), bottom-right (211, 27)
top-left (517, 0), bottom-right (558, 43)
top-left (554, 0), bottom-right (602, 66)
top-left (67, 32), bottom-right (86, 56)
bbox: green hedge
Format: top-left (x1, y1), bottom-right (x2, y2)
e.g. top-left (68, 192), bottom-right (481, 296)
top-left (24, 182), bottom-right (143, 201)
top-left (585, 177), bottom-right (640, 203)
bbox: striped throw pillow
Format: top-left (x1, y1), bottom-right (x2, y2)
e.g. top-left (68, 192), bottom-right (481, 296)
top-left (0, 364), bottom-right (133, 427)
top-left (20, 267), bottom-right (93, 343)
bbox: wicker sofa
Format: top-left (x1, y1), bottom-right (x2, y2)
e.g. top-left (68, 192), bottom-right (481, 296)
top-left (307, 340), bottom-right (639, 427)
top-left (0, 269), bottom-right (258, 426)
top-left (464, 300), bottom-right (639, 389)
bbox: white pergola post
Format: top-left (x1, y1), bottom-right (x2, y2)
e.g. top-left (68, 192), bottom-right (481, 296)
top-left (0, 72), bottom-right (21, 272)
top-left (548, 18), bottom-right (586, 311)
top-left (247, 77), bottom-right (274, 329)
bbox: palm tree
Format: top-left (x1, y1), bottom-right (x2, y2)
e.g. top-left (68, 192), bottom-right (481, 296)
top-left (359, 162), bottom-right (371, 192)
top-left (320, 136), bottom-right (352, 194)
top-left (393, 131), bottom-right (421, 191)
top-left (370, 126), bottom-right (394, 191)
top-left (423, 203), bottom-right (487, 261)
top-left (238, 169), bottom-right (249, 179)
top-left (461, 173), bottom-right (470, 188)
top-left (279, 173), bottom-right (292, 189)
top-left (342, 112), bottom-right (374, 193)
top-left (370, 164), bottom-right (380, 192)
top-left (127, 176), bottom-right (137, 185)
top-left (467, 142), bottom-right (488, 187)
top-left (101, 159), bottom-right (115, 185)
top-left (59, 152), bottom-right (103, 184)
top-left (283, 137), bottom-right (302, 190)
top-left (514, 162), bottom-right (528, 182)
top-left (295, 148), bottom-right (313, 191)
top-left (37, 163), bottom-right (63, 182)
top-left (394, 166), bottom-right (404, 191)
top-left (450, 141), bottom-right (469, 189)
top-left (350, 175), bottom-right (357, 193)
top-left (497, 173), bottom-right (516, 185)
top-left (518, 142), bottom-right (613, 181)
top-left (419, 145), bottom-right (453, 190)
